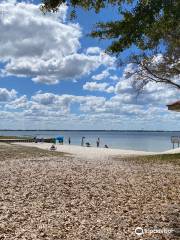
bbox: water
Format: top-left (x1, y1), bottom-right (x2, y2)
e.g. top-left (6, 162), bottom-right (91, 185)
top-left (1, 130), bottom-right (180, 152)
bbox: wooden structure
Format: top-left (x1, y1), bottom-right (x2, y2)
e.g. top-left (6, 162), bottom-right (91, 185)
top-left (0, 138), bottom-right (34, 143)
top-left (167, 100), bottom-right (180, 148)
top-left (0, 138), bottom-right (54, 143)
top-left (167, 101), bottom-right (180, 112)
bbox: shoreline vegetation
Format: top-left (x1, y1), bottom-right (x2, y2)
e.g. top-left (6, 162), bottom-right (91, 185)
top-left (114, 153), bottom-right (180, 166)
top-left (0, 143), bottom-right (67, 160)
top-left (0, 143), bottom-right (179, 239)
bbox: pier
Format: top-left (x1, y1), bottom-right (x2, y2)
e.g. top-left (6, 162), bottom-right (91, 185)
top-left (0, 138), bottom-right (34, 143)
top-left (0, 138), bottom-right (54, 144)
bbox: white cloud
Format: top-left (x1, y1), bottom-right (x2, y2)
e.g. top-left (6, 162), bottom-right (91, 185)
top-left (31, 93), bottom-right (58, 105)
top-left (106, 86), bottom-right (115, 93)
top-left (115, 78), bottom-right (132, 94)
top-left (123, 63), bottom-right (137, 79)
top-left (5, 95), bottom-right (28, 109)
top-left (31, 92), bottom-right (106, 111)
top-left (0, 1), bottom-right (115, 85)
top-left (86, 47), bottom-right (101, 55)
top-left (0, 88), bottom-right (17, 102)
top-left (92, 69), bottom-right (110, 81)
top-left (83, 82), bottom-right (109, 92)
top-left (110, 75), bottom-right (119, 81)
top-left (0, 88), bottom-right (179, 130)
top-left (0, 1), bottom-right (179, 131)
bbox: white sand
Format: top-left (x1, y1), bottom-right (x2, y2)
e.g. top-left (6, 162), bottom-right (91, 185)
top-left (14, 142), bottom-right (180, 160)
top-left (163, 147), bottom-right (180, 154)
top-left (14, 143), bottom-right (153, 160)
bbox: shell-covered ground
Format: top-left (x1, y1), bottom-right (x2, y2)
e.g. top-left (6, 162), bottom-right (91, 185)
top-left (0, 143), bottom-right (179, 240)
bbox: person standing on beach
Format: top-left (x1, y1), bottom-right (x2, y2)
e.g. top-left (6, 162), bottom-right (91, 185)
top-left (96, 137), bottom-right (100, 147)
top-left (81, 137), bottom-right (85, 146)
top-left (68, 137), bottom-right (71, 145)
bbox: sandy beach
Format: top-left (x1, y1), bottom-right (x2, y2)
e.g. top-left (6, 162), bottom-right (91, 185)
top-left (15, 142), bottom-right (180, 160)
top-left (15, 143), bottom-right (155, 160)
top-left (0, 143), bottom-right (179, 239)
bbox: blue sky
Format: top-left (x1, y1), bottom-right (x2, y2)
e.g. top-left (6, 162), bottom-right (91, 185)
top-left (0, 0), bottom-right (179, 130)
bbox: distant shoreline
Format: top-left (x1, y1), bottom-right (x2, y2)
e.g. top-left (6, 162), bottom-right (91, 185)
top-left (0, 130), bottom-right (180, 132)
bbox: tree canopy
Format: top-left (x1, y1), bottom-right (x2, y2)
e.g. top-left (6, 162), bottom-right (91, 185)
top-left (41, 0), bottom-right (180, 90)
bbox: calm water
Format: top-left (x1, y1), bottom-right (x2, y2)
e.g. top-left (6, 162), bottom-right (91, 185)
top-left (0, 130), bottom-right (180, 152)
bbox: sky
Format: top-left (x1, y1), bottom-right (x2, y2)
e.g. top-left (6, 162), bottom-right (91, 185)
top-left (0, 0), bottom-right (179, 130)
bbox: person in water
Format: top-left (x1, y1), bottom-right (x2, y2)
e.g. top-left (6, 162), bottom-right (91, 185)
top-left (68, 137), bottom-right (71, 145)
top-left (104, 144), bottom-right (109, 148)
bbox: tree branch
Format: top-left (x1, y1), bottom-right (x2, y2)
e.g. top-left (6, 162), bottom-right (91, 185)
top-left (141, 63), bottom-right (180, 89)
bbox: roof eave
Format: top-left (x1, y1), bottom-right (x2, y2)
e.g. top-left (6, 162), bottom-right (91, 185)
top-left (167, 105), bottom-right (180, 112)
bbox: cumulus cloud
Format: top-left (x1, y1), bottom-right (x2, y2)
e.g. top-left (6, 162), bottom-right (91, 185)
top-left (109, 63), bottom-right (180, 106)
top-left (0, 88), bottom-right (179, 130)
top-left (106, 86), bottom-right (115, 93)
top-left (0, 1), bottom-right (115, 84)
top-left (5, 95), bottom-right (28, 109)
top-left (0, 88), bottom-right (17, 102)
top-left (91, 67), bottom-right (119, 81)
top-left (83, 82), bottom-right (110, 92)
top-left (92, 69), bottom-right (110, 81)
top-left (31, 92), bottom-right (106, 111)
top-left (110, 75), bottom-right (119, 81)
top-left (31, 93), bottom-right (76, 113)
top-left (0, 1), bottom-right (179, 130)
top-left (86, 47), bottom-right (101, 55)
top-left (31, 93), bottom-right (59, 105)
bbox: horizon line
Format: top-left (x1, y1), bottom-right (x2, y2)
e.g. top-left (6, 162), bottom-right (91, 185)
top-left (0, 129), bottom-right (180, 132)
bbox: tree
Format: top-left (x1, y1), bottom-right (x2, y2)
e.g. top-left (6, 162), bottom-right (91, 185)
top-left (40, 0), bottom-right (180, 90)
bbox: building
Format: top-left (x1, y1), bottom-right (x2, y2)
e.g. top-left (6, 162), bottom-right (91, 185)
top-left (167, 101), bottom-right (180, 112)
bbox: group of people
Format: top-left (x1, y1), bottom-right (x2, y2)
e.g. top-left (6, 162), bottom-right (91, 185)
top-left (67, 136), bottom-right (108, 148)
top-left (50, 136), bottom-right (108, 151)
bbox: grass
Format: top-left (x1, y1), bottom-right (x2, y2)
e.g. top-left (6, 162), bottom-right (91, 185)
top-left (0, 143), bottom-right (67, 161)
